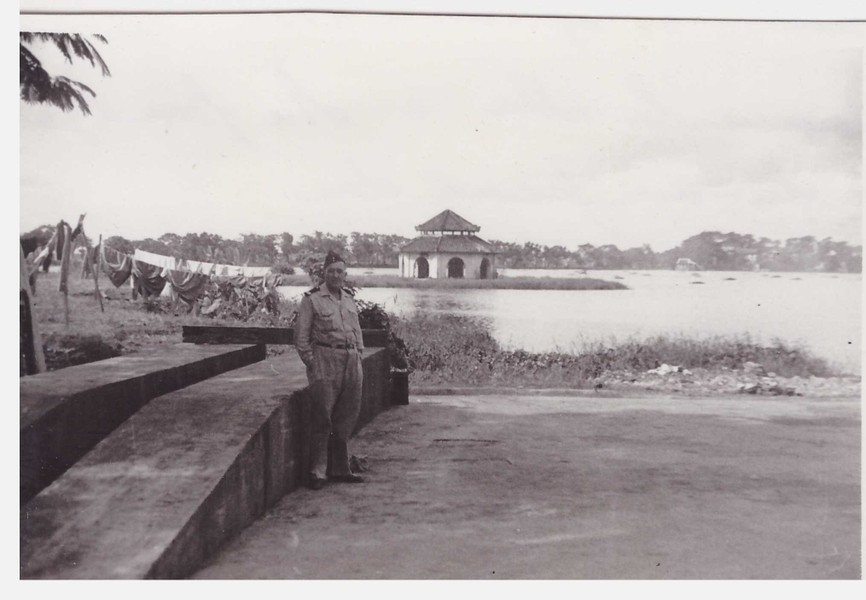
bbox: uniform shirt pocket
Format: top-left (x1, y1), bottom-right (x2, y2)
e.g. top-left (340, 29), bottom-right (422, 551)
top-left (315, 307), bottom-right (338, 331)
top-left (345, 302), bottom-right (360, 323)
top-left (345, 302), bottom-right (363, 344)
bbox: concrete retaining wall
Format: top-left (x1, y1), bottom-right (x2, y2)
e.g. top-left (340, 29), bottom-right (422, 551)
top-left (20, 343), bottom-right (266, 504)
top-left (20, 349), bottom-right (393, 579)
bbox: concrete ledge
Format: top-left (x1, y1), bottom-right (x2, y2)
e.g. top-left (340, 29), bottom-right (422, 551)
top-left (182, 325), bottom-right (389, 347)
top-left (20, 343), bottom-right (266, 504)
top-left (20, 349), bottom-right (392, 579)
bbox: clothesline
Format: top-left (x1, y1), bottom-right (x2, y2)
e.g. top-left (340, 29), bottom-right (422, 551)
top-left (100, 244), bottom-right (283, 305)
top-left (133, 249), bottom-right (273, 278)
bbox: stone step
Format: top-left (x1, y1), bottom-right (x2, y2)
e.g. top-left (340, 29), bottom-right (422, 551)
top-left (21, 343), bottom-right (266, 504)
top-left (20, 349), bottom-right (392, 579)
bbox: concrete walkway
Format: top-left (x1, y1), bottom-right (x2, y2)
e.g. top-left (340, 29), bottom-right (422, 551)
top-left (194, 393), bottom-right (860, 579)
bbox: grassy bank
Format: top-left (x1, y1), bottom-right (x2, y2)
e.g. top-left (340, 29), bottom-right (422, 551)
top-left (391, 313), bottom-right (842, 388)
top-left (278, 274), bottom-right (627, 291)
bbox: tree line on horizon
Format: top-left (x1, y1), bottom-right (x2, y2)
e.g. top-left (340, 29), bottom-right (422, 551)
top-left (490, 232), bottom-right (862, 273)
top-left (20, 226), bottom-right (862, 273)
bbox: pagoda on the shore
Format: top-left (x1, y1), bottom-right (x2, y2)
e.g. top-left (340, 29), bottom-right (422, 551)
top-left (398, 209), bottom-right (497, 279)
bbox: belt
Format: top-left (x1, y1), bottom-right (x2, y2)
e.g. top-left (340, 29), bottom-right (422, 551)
top-left (314, 341), bottom-right (356, 350)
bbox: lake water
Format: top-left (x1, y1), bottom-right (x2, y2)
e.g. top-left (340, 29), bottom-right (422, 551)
top-left (280, 268), bottom-right (862, 374)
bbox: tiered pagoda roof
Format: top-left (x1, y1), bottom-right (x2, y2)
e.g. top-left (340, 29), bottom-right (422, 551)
top-left (402, 209), bottom-right (493, 254)
top-left (415, 209), bottom-right (481, 233)
top-left (401, 235), bottom-right (494, 254)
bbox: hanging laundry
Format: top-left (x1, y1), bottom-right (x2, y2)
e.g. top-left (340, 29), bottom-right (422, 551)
top-left (133, 248), bottom-right (181, 270)
top-left (28, 229), bottom-right (58, 276)
top-left (55, 220), bottom-right (67, 261)
top-left (69, 214), bottom-right (85, 241)
top-left (165, 269), bottom-right (209, 305)
top-left (131, 260), bottom-right (167, 298)
top-left (101, 245), bottom-right (133, 287)
top-left (184, 258), bottom-right (219, 275)
top-left (134, 248), bottom-right (274, 278)
top-left (237, 265), bottom-right (274, 278)
top-left (20, 237), bottom-right (40, 257)
top-left (81, 245), bottom-right (95, 279)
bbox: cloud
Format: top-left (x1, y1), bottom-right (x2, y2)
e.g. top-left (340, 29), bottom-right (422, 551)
top-left (19, 15), bottom-right (863, 251)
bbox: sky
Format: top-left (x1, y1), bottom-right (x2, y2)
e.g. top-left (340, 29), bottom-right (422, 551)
top-left (18, 12), bottom-right (864, 252)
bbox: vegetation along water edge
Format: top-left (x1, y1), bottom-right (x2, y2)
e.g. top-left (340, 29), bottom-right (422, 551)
top-left (24, 270), bottom-right (859, 398)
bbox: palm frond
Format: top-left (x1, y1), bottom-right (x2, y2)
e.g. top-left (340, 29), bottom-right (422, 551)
top-left (19, 32), bottom-right (109, 116)
top-left (50, 33), bottom-right (75, 63)
top-left (83, 38), bottom-right (111, 76)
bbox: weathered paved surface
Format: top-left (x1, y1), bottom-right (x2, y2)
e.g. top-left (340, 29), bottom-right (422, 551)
top-left (20, 343), bottom-right (266, 503)
top-left (194, 393), bottom-right (860, 579)
top-left (20, 350), bottom-right (391, 579)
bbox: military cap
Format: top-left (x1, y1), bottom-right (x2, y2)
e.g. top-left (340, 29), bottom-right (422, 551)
top-left (324, 250), bottom-right (345, 268)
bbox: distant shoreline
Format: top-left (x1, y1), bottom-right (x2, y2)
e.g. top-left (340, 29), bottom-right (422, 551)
top-left (278, 274), bottom-right (628, 291)
top-left (346, 266), bottom-right (862, 275)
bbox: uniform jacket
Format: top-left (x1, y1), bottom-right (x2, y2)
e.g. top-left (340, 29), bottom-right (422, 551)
top-left (295, 285), bottom-right (365, 365)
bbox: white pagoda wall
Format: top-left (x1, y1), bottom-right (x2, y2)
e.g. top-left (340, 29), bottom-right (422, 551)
top-left (398, 252), bottom-right (496, 280)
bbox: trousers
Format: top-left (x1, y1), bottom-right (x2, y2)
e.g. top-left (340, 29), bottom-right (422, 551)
top-left (307, 346), bottom-right (363, 479)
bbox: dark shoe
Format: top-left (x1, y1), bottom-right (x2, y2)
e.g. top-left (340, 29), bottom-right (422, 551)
top-left (308, 476), bottom-right (326, 490)
top-left (330, 473), bottom-right (364, 484)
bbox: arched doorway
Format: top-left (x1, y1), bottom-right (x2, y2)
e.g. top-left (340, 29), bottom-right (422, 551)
top-left (480, 257), bottom-right (490, 280)
top-left (415, 257), bottom-right (429, 279)
top-left (447, 257), bottom-right (464, 279)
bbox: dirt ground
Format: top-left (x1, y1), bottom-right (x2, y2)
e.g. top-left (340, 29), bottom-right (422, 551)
top-left (194, 393), bottom-right (860, 579)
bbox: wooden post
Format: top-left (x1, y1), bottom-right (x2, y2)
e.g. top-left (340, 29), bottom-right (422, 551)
top-left (20, 245), bottom-right (46, 374)
top-left (94, 235), bottom-right (105, 312)
top-left (58, 222), bottom-right (72, 327)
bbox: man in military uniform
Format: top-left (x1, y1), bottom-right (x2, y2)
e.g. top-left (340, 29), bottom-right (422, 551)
top-left (295, 250), bottom-right (365, 490)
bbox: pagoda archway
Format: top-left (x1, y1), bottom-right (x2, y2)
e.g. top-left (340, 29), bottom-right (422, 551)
top-left (415, 257), bottom-right (429, 279)
top-left (447, 257), bottom-right (464, 279)
top-left (480, 257), bottom-right (491, 279)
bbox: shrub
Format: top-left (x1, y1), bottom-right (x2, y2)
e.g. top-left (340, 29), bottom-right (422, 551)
top-left (357, 299), bottom-right (391, 330)
top-left (199, 278), bottom-right (287, 323)
top-left (41, 333), bottom-right (122, 372)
